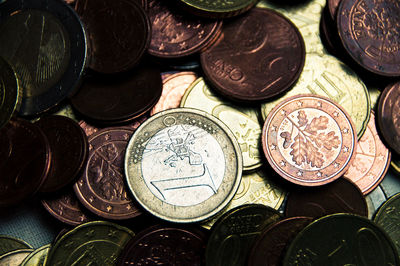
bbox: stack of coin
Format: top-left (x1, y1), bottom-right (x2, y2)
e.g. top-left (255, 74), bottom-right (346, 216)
top-left (1, 0), bottom-right (400, 264)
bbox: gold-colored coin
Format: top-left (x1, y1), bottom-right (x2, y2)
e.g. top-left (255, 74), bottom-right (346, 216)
top-left (369, 86), bottom-right (381, 110)
top-left (261, 53), bottom-right (371, 139)
top-left (181, 78), bottom-right (262, 172)
top-left (0, 57), bottom-right (20, 129)
top-left (20, 244), bottom-right (50, 266)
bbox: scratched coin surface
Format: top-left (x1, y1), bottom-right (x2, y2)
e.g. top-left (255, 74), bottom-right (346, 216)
top-left (150, 71), bottom-right (197, 115)
top-left (343, 112), bottom-right (390, 194)
top-left (46, 221), bottom-right (134, 266)
top-left (262, 94), bottom-right (357, 186)
top-left (74, 127), bottom-right (142, 220)
top-left (75, 0), bottom-right (150, 74)
top-left (0, 57), bottom-right (20, 129)
top-left (117, 226), bottom-right (207, 265)
top-left (201, 8), bottom-right (305, 102)
top-left (0, 249), bottom-right (33, 265)
top-left (337, 0), bottom-right (400, 76)
top-left (285, 178), bottom-right (368, 218)
top-left (283, 214), bottom-right (400, 265)
top-left (181, 78), bottom-right (263, 172)
top-left (0, 0), bottom-right (87, 116)
top-left (147, 0), bottom-right (222, 58)
top-left (248, 217), bottom-right (313, 266)
top-left (125, 108), bottom-right (242, 223)
top-left (377, 82), bottom-right (400, 155)
top-left (261, 53), bottom-right (371, 138)
top-left (20, 244), bottom-right (50, 266)
top-left (206, 204), bottom-right (282, 266)
top-left (374, 193), bottom-right (400, 255)
top-left (0, 236), bottom-right (32, 256)
top-left (179, 0), bottom-right (258, 18)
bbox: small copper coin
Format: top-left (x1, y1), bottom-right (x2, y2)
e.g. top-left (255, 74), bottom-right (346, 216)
top-left (248, 217), bottom-right (313, 266)
top-left (75, 0), bottom-right (150, 74)
top-left (201, 8), bottom-right (305, 102)
top-left (377, 82), bottom-right (400, 155)
top-left (285, 178), bottom-right (368, 218)
top-left (35, 115), bottom-right (88, 193)
top-left (344, 112), bottom-right (391, 194)
top-left (117, 225), bottom-right (207, 265)
top-left (70, 66), bottom-right (162, 124)
top-left (41, 189), bottom-right (90, 226)
top-left (337, 0), bottom-right (400, 76)
top-left (74, 127), bottom-right (142, 220)
top-left (327, 0), bottom-right (341, 21)
top-left (262, 94), bottom-right (357, 186)
top-left (147, 0), bottom-right (222, 58)
top-left (0, 118), bottom-right (51, 207)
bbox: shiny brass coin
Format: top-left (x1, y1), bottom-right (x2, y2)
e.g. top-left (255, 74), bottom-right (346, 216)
top-left (0, 236), bottom-right (32, 256)
top-left (20, 244), bottom-right (50, 266)
top-left (124, 108), bottom-right (242, 223)
top-left (0, 249), bottom-right (33, 265)
top-left (181, 78), bottom-right (263, 172)
top-left (261, 53), bottom-right (370, 139)
top-left (0, 57), bottom-right (20, 129)
top-left (46, 221), bottom-right (134, 265)
top-left (262, 94), bottom-right (357, 186)
top-left (179, 0), bottom-right (258, 18)
top-left (284, 214), bottom-right (400, 265)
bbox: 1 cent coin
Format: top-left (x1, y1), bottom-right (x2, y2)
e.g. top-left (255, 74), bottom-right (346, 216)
top-left (201, 8), bottom-right (305, 102)
top-left (125, 108), bottom-right (243, 223)
top-left (262, 95), bottom-right (357, 186)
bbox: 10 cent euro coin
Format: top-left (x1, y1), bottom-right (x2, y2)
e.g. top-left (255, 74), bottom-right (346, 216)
top-left (124, 108), bottom-right (242, 223)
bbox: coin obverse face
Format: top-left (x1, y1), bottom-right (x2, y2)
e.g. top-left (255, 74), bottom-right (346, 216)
top-left (124, 108), bottom-right (242, 223)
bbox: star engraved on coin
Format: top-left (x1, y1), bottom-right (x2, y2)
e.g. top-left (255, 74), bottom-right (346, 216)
top-left (262, 95), bottom-right (357, 186)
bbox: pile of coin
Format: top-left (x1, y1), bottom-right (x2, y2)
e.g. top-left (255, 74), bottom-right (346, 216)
top-left (1, 0), bottom-right (400, 264)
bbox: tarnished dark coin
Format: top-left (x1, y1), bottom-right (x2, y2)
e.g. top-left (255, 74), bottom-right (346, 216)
top-left (377, 82), bottom-right (400, 155)
top-left (35, 115), bottom-right (88, 193)
top-left (74, 127), bottom-right (142, 220)
top-left (75, 0), bottom-right (150, 74)
top-left (201, 8), bottom-right (305, 102)
top-left (0, 0), bottom-right (87, 116)
top-left (118, 226), bottom-right (207, 265)
top-left (283, 214), bottom-right (400, 265)
top-left (179, 0), bottom-right (258, 18)
top-left (147, 1), bottom-right (222, 59)
top-left (206, 204), bottom-right (282, 266)
top-left (337, 0), bottom-right (400, 76)
top-left (248, 217), bottom-right (313, 266)
top-left (0, 236), bottom-right (32, 256)
top-left (71, 66), bottom-right (162, 125)
top-left (0, 57), bottom-right (20, 129)
top-left (285, 178), bottom-right (368, 218)
top-left (42, 189), bottom-right (91, 226)
top-left (327, 0), bottom-right (341, 21)
top-left (0, 118), bottom-right (51, 207)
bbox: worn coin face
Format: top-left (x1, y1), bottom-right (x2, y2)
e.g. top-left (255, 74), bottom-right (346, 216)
top-left (0, 249), bottom-right (33, 265)
top-left (181, 78), bottom-right (263, 172)
top-left (74, 128), bottom-right (142, 220)
top-left (20, 244), bottom-right (50, 266)
top-left (0, 236), bottom-right (32, 256)
top-left (262, 95), bottom-right (357, 186)
top-left (201, 8), bottom-right (305, 102)
top-left (46, 221), bottom-right (134, 265)
top-left (125, 108), bottom-right (242, 223)
top-left (0, 0), bottom-right (87, 116)
top-left (337, 0), bottom-right (400, 76)
top-left (344, 112), bottom-right (390, 194)
top-left (0, 57), bottom-right (20, 130)
top-left (179, 0), bottom-right (258, 18)
top-left (283, 214), bottom-right (400, 265)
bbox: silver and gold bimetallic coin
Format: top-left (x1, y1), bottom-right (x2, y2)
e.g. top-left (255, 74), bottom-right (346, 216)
top-left (181, 77), bottom-right (262, 172)
top-left (261, 53), bottom-right (371, 139)
top-left (124, 108), bottom-right (243, 223)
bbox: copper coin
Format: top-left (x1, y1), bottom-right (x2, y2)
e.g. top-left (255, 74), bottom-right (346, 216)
top-left (344, 112), bottom-right (391, 194)
top-left (70, 66), bottom-right (162, 124)
top-left (285, 178), bottom-right (368, 218)
top-left (117, 225), bottom-right (207, 265)
top-left (150, 71), bottom-right (197, 115)
top-left (262, 94), bottom-right (357, 186)
top-left (0, 118), bottom-right (51, 207)
top-left (248, 217), bottom-right (313, 266)
top-left (41, 189), bottom-right (90, 226)
top-left (35, 115), bottom-right (88, 193)
top-left (75, 0), bottom-right (150, 74)
top-left (327, 0), bottom-right (341, 21)
top-left (200, 8), bottom-right (305, 102)
top-left (377, 82), bottom-right (400, 155)
top-left (337, 0), bottom-right (400, 77)
top-left (147, 1), bottom-right (222, 59)
top-left (74, 127), bottom-right (142, 220)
